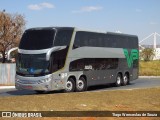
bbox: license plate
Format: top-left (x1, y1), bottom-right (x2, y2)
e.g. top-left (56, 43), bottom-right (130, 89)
top-left (23, 85), bottom-right (33, 89)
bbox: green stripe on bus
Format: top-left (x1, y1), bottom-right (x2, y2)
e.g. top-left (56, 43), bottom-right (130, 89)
top-left (123, 49), bottom-right (139, 68)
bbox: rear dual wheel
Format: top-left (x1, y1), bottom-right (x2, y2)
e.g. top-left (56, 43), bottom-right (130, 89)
top-left (115, 73), bottom-right (122, 87)
top-left (115, 73), bottom-right (129, 87)
top-left (76, 77), bottom-right (87, 92)
top-left (122, 74), bottom-right (129, 86)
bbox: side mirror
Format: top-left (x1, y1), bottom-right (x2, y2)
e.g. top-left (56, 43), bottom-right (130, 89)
top-left (7, 47), bottom-right (18, 61)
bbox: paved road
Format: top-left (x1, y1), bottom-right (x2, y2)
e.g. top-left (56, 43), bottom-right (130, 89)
top-left (0, 78), bottom-right (160, 97)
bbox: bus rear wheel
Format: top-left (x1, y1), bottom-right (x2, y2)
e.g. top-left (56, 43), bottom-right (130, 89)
top-left (76, 77), bottom-right (87, 92)
top-left (115, 73), bottom-right (122, 87)
top-left (122, 74), bottom-right (129, 86)
top-left (64, 78), bottom-right (76, 92)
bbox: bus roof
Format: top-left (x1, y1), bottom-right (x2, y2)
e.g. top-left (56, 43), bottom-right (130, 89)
top-left (26, 27), bottom-right (74, 31)
top-left (107, 32), bottom-right (138, 38)
top-left (75, 28), bottom-right (138, 37)
top-left (26, 27), bottom-right (138, 38)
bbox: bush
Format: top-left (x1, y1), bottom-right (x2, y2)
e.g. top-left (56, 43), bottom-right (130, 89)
top-left (140, 48), bottom-right (155, 61)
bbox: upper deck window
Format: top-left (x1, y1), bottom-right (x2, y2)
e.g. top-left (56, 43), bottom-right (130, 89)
top-left (19, 29), bottom-right (55, 50)
top-left (54, 29), bottom-right (73, 46)
top-left (73, 31), bottom-right (138, 49)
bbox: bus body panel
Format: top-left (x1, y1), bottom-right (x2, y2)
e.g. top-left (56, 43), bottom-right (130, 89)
top-left (68, 47), bottom-right (125, 58)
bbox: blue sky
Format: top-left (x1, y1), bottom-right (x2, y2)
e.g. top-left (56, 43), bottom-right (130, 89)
top-left (0, 0), bottom-right (160, 44)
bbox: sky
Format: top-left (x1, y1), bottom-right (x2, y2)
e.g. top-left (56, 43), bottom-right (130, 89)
top-left (0, 0), bottom-right (160, 44)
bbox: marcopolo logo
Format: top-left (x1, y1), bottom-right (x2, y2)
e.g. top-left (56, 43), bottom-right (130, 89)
top-left (123, 49), bottom-right (139, 68)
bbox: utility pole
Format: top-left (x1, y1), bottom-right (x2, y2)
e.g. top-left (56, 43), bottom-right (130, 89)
top-left (153, 32), bottom-right (156, 50)
top-left (139, 32), bottom-right (160, 60)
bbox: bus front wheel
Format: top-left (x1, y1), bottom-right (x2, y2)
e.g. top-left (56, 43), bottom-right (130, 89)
top-left (64, 78), bottom-right (76, 92)
top-left (76, 77), bottom-right (87, 92)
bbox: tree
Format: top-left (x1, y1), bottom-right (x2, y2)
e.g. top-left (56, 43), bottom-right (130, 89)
top-left (140, 48), bottom-right (155, 61)
top-left (0, 10), bottom-right (25, 63)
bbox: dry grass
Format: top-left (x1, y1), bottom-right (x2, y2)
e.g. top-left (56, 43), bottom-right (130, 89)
top-left (0, 87), bottom-right (159, 120)
top-left (0, 88), bottom-right (159, 111)
top-left (139, 60), bottom-right (160, 76)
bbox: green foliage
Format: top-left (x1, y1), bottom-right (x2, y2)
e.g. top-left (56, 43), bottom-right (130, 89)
top-left (140, 48), bottom-right (155, 61)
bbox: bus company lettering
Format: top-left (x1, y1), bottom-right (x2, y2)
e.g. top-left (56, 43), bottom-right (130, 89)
top-left (123, 49), bottom-right (139, 68)
top-left (85, 65), bottom-right (92, 70)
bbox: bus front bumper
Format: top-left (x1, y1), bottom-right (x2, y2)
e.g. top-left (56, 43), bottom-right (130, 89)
top-left (15, 75), bottom-right (65, 91)
top-left (15, 81), bottom-right (52, 91)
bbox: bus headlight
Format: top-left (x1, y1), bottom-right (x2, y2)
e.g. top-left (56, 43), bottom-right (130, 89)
top-left (15, 77), bottom-right (19, 82)
top-left (61, 73), bottom-right (67, 79)
top-left (38, 77), bottom-right (52, 83)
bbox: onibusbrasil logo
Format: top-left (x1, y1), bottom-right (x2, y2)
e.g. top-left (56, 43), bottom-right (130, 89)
top-left (123, 49), bottom-right (139, 68)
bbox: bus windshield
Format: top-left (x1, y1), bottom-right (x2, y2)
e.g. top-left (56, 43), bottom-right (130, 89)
top-left (16, 53), bottom-right (50, 76)
top-left (19, 29), bottom-right (55, 50)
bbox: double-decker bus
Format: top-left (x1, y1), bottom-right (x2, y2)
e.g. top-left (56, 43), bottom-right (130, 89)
top-left (13, 27), bottom-right (139, 93)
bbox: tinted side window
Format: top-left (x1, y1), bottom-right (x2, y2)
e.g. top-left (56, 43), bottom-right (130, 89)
top-left (69, 58), bottom-right (118, 71)
top-left (120, 36), bottom-right (138, 49)
top-left (49, 47), bottom-right (69, 72)
top-left (107, 35), bottom-right (138, 49)
top-left (104, 35), bottom-right (112, 47)
top-left (54, 30), bottom-right (73, 46)
top-left (131, 37), bottom-right (138, 48)
top-left (73, 32), bottom-right (138, 49)
top-left (73, 32), bottom-right (83, 48)
top-left (120, 36), bottom-right (128, 48)
top-left (73, 32), bottom-right (106, 48)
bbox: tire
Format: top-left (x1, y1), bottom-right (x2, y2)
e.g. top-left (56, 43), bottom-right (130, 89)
top-left (64, 78), bottom-right (76, 92)
top-left (76, 77), bottom-right (87, 92)
top-left (122, 73), bottom-right (129, 86)
top-left (115, 73), bottom-right (122, 87)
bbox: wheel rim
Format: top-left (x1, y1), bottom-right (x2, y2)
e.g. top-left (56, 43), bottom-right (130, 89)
top-left (123, 75), bottom-right (128, 84)
top-left (66, 81), bottom-right (73, 91)
top-left (117, 76), bottom-right (121, 85)
top-left (77, 80), bottom-right (84, 90)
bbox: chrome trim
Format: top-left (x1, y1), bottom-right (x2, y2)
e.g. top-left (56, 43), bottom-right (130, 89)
top-left (16, 74), bottom-right (52, 80)
top-left (46, 46), bottom-right (66, 60)
top-left (18, 27), bottom-right (57, 55)
top-left (17, 80), bottom-right (38, 84)
top-left (18, 46), bottom-right (67, 61)
top-left (18, 48), bottom-right (51, 54)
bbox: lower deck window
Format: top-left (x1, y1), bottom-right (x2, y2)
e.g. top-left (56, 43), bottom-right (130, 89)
top-left (69, 58), bottom-right (118, 71)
